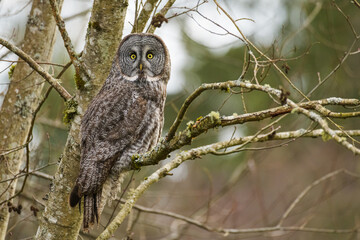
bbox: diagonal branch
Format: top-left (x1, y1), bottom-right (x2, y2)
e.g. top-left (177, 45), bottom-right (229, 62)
top-left (286, 100), bottom-right (360, 155)
top-left (147, 0), bottom-right (176, 33)
top-left (138, 80), bottom-right (360, 168)
top-left (0, 37), bottom-right (72, 101)
top-left (165, 78), bottom-right (360, 141)
top-left (277, 169), bottom-right (360, 227)
top-left (353, 0), bottom-right (360, 8)
top-left (49, 0), bottom-right (88, 81)
top-left (165, 79), bottom-right (288, 141)
top-left (99, 129), bottom-right (360, 239)
top-left (127, 200), bottom-right (358, 236)
top-left (213, 0), bottom-right (309, 101)
top-left (0, 62), bottom-right (69, 206)
top-left (132, 0), bottom-right (159, 33)
top-left (305, 38), bottom-right (358, 98)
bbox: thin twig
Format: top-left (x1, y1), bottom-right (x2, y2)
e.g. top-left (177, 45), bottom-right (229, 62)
top-left (213, 0), bottom-right (309, 101)
top-left (279, 2), bottom-right (322, 55)
top-left (0, 136), bottom-right (33, 156)
top-left (332, 2), bottom-right (359, 38)
top-left (277, 169), bottom-right (360, 226)
top-left (132, 0), bottom-right (159, 33)
top-left (305, 39), bottom-right (357, 99)
top-left (49, 0), bottom-right (88, 80)
top-left (148, 0), bottom-right (177, 33)
top-left (0, 37), bottom-right (72, 101)
top-left (0, 59), bottom-right (66, 68)
top-left (105, 171), bottom-right (135, 228)
top-left (353, 0), bottom-right (360, 8)
top-left (286, 100), bottom-right (360, 155)
top-left (98, 132), bottom-right (360, 239)
top-left (166, 76), bottom-right (360, 141)
top-left (63, 8), bottom-right (92, 22)
top-left (0, 73), bottom-right (58, 205)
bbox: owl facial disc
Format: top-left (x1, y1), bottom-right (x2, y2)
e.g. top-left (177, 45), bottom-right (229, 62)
top-left (117, 34), bottom-right (169, 82)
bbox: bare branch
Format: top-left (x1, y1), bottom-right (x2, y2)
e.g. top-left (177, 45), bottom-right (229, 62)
top-left (99, 130), bottom-right (360, 239)
top-left (332, 2), bottom-right (359, 38)
top-left (63, 8), bottom-right (91, 22)
top-left (305, 39), bottom-right (358, 98)
top-left (134, 80), bottom-right (360, 169)
top-left (148, 0), bottom-right (177, 33)
top-left (286, 100), bottom-right (360, 155)
top-left (353, 0), bottom-right (360, 8)
top-left (314, 104), bottom-right (360, 118)
top-left (49, 0), bottom-right (89, 81)
top-left (0, 59), bottom-right (66, 68)
top-left (132, 0), bottom-right (159, 33)
top-left (278, 169), bottom-right (360, 226)
top-left (166, 77), bottom-right (360, 141)
top-left (0, 83), bottom-right (54, 205)
top-left (279, 2), bottom-right (322, 55)
top-left (0, 163), bottom-right (55, 184)
top-left (127, 200), bottom-right (359, 236)
top-left (0, 38), bottom-right (72, 101)
top-left (213, 0), bottom-right (310, 100)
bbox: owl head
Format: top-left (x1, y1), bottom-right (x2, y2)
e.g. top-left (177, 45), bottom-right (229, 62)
top-left (116, 33), bottom-right (170, 82)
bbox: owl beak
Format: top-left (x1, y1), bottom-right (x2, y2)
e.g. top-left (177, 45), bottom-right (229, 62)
top-left (139, 63), bottom-right (143, 71)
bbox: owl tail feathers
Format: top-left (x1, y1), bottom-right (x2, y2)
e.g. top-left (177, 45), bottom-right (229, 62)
top-left (83, 194), bottom-right (100, 230)
top-left (69, 184), bottom-right (81, 208)
top-left (69, 184), bottom-right (102, 230)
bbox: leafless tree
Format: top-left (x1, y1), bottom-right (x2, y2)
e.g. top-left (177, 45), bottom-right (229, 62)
top-left (0, 0), bottom-right (359, 239)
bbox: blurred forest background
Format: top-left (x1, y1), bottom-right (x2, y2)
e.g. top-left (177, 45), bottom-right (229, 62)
top-left (0, 0), bottom-right (360, 239)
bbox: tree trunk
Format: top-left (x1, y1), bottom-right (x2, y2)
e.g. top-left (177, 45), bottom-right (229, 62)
top-left (35, 1), bottom-right (128, 239)
top-left (0, 0), bottom-right (63, 239)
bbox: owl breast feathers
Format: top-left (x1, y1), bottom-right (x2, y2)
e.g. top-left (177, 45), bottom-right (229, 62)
top-left (69, 33), bottom-right (170, 229)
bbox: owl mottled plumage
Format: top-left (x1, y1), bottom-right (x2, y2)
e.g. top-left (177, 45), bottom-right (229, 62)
top-left (69, 33), bottom-right (170, 229)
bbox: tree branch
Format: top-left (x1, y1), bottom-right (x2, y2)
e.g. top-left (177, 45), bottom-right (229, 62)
top-left (49, 0), bottom-right (88, 81)
top-left (278, 169), bottom-right (360, 227)
top-left (305, 38), bottom-right (358, 98)
top-left (132, 0), bottom-right (159, 33)
top-left (166, 78), bottom-right (360, 141)
top-left (0, 38), bottom-right (72, 101)
top-left (125, 200), bottom-right (358, 236)
top-left (142, 79), bottom-right (360, 170)
top-left (35, 1), bottom-right (130, 239)
top-left (147, 0), bottom-right (176, 33)
top-left (213, 0), bottom-right (310, 101)
top-left (99, 128), bottom-right (360, 239)
top-left (141, 95), bottom-right (360, 166)
top-left (286, 100), bottom-right (360, 154)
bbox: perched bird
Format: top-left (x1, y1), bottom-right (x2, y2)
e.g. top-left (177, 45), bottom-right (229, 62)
top-left (69, 33), bottom-right (171, 229)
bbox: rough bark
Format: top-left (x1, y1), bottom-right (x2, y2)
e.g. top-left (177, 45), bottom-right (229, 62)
top-left (0, 0), bottom-right (63, 239)
top-left (35, 1), bottom-right (128, 239)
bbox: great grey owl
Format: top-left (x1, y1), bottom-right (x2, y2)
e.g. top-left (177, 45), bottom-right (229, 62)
top-left (69, 33), bottom-right (170, 229)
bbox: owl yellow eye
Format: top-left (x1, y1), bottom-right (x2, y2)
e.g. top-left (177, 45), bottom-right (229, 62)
top-left (147, 53), bottom-right (153, 59)
top-left (130, 53), bottom-right (137, 60)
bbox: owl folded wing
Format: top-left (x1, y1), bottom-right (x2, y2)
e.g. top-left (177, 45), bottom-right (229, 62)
top-left (75, 88), bottom-right (147, 195)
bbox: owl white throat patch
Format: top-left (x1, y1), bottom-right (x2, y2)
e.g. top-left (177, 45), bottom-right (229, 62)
top-left (122, 74), bottom-right (161, 82)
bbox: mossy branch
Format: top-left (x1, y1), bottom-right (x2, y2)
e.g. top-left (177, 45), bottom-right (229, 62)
top-left (133, 95), bottom-right (359, 168)
top-left (165, 79), bottom-right (360, 141)
top-left (100, 128), bottom-right (360, 239)
top-left (7, 64), bottom-right (16, 79)
top-left (63, 99), bottom-right (78, 124)
top-left (119, 80), bottom-right (360, 240)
